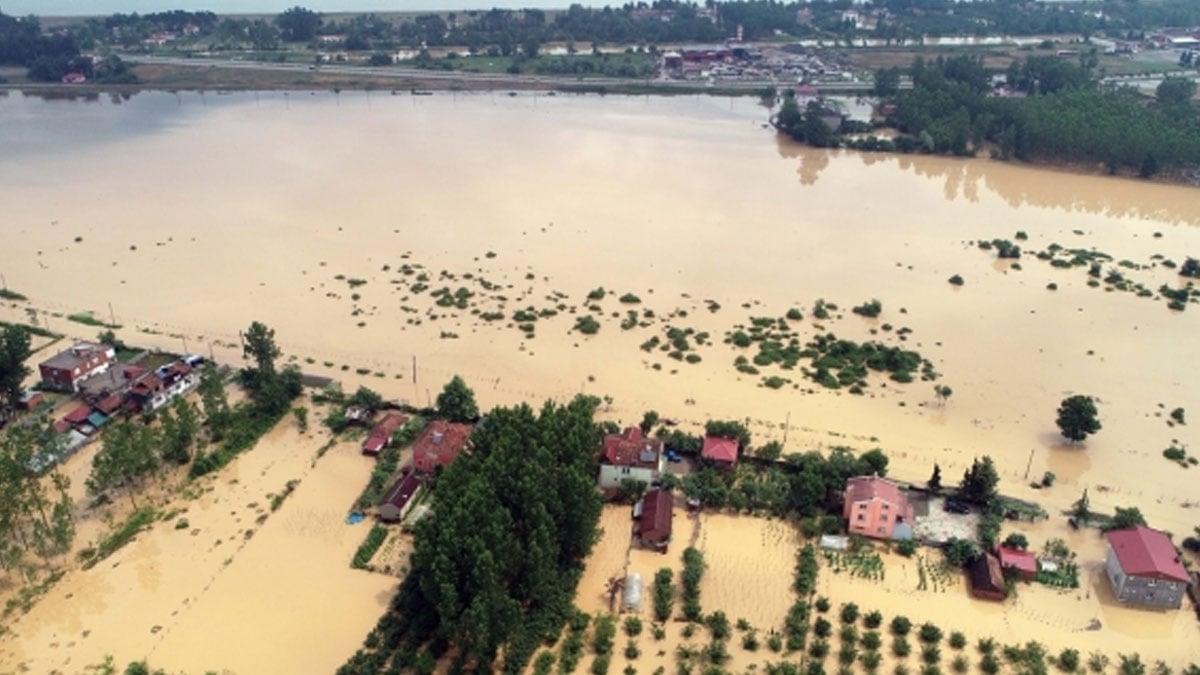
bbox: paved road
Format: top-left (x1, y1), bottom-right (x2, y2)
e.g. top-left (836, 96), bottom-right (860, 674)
top-left (123, 54), bottom-right (881, 92)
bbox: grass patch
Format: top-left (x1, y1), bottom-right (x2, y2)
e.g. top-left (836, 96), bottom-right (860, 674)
top-left (81, 506), bottom-right (158, 569)
top-left (0, 288), bottom-right (27, 301)
top-left (189, 403), bottom-right (294, 478)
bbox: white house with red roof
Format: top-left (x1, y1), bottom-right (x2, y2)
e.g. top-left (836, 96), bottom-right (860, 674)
top-left (1104, 525), bottom-right (1189, 609)
top-left (843, 475), bottom-right (914, 541)
top-left (597, 427), bottom-right (664, 490)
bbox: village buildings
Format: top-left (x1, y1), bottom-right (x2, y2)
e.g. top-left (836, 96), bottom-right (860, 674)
top-left (1104, 525), bottom-right (1189, 609)
top-left (842, 475), bottom-right (914, 541)
top-left (969, 552), bottom-right (1008, 601)
top-left (997, 546), bottom-right (1039, 582)
top-left (362, 411), bottom-right (409, 456)
top-left (597, 426), bottom-right (664, 491)
top-left (379, 470), bottom-right (424, 522)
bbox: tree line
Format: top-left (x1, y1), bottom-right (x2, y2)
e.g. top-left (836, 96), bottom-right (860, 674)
top-left (0, 12), bottom-right (136, 83)
top-left (780, 53), bottom-right (1200, 178)
top-left (338, 394), bottom-right (604, 675)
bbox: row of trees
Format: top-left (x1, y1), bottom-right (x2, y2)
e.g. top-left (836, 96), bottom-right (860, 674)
top-left (0, 12), bottom-right (135, 83)
top-left (0, 423), bottom-right (75, 575)
top-left (0, 324), bottom-right (33, 421)
top-left (338, 394), bottom-right (604, 675)
top-left (875, 54), bottom-right (1200, 175)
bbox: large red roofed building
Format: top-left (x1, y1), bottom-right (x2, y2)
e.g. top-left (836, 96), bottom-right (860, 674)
top-left (412, 421), bottom-right (473, 474)
top-left (362, 411), bottom-right (408, 456)
top-left (701, 436), bottom-right (738, 469)
top-left (597, 427), bottom-right (664, 491)
top-left (39, 342), bottom-right (116, 392)
top-left (636, 488), bottom-right (673, 551)
top-left (1104, 525), bottom-right (1189, 609)
top-left (843, 475), bottom-right (914, 541)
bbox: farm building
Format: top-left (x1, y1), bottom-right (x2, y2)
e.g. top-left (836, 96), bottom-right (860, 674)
top-left (39, 342), bottom-right (116, 392)
top-left (635, 488), bottom-right (673, 552)
top-left (968, 553), bottom-right (1007, 601)
top-left (701, 435), bottom-right (739, 469)
top-left (843, 475), bottom-right (914, 541)
top-left (362, 412), bottom-right (409, 456)
top-left (997, 546), bottom-right (1038, 582)
top-left (378, 471), bottom-right (424, 522)
top-left (1105, 525), bottom-right (1189, 609)
top-left (412, 421), bottom-right (473, 473)
top-left (597, 427), bottom-right (664, 491)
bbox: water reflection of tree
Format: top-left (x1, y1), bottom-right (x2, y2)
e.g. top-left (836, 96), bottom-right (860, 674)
top-left (778, 136), bottom-right (1200, 225)
top-left (775, 135), bottom-right (829, 186)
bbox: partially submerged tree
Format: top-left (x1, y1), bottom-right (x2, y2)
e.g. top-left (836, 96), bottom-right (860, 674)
top-left (87, 419), bottom-right (162, 508)
top-left (0, 324), bottom-right (32, 415)
top-left (927, 463), bottom-right (943, 494)
top-left (1107, 506), bottom-right (1147, 532)
top-left (958, 456), bottom-right (999, 505)
top-left (436, 375), bottom-right (479, 423)
top-left (1056, 394), bottom-right (1101, 443)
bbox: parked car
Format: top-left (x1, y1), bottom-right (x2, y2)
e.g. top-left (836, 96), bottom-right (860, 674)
top-left (943, 499), bottom-right (971, 514)
top-left (665, 449), bottom-right (682, 463)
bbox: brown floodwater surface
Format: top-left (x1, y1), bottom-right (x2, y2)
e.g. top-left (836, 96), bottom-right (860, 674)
top-left (1, 90), bottom-right (1199, 670)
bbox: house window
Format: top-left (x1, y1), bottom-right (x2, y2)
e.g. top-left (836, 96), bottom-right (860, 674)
top-left (879, 514), bottom-right (888, 522)
top-left (877, 527), bottom-right (886, 534)
top-left (858, 503), bottom-right (867, 509)
top-left (856, 514), bottom-right (865, 522)
top-left (1147, 580), bottom-right (1157, 587)
top-left (881, 504), bottom-right (889, 510)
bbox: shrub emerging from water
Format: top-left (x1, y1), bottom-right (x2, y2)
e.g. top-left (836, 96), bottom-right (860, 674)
top-left (852, 300), bottom-right (882, 318)
top-left (948, 275), bottom-right (964, 286)
top-left (574, 315), bottom-right (600, 335)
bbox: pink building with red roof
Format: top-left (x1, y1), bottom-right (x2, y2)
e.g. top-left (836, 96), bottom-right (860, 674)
top-left (597, 427), bottom-right (664, 491)
top-left (701, 436), bottom-right (738, 469)
top-left (843, 475), bottom-right (914, 541)
top-left (1104, 525), bottom-right (1189, 609)
top-left (636, 488), bottom-right (674, 552)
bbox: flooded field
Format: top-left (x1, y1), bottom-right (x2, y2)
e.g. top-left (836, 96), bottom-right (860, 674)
top-left (1, 89), bottom-right (1199, 670)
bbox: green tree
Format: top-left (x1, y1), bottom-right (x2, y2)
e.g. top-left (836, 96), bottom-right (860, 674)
top-left (1056, 395), bottom-right (1101, 443)
top-left (197, 362), bottom-right (230, 440)
top-left (1071, 488), bottom-right (1091, 524)
top-left (1109, 506), bottom-right (1147, 531)
top-left (0, 324), bottom-right (32, 414)
top-left (943, 538), bottom-right (981, 567)
top-left (638, 410), bottom-right (659, 436)
top-left (927, 463), bottom-right (942, 494)
top-left (292, 406), bottom-right (308, 433)
top-left (704, 419), bottom-right (750, 454)
top-left (87, 419), bottom-right (162, 508)
top-left (1002, 533), bottom-right (1029, 550)
top-left (958, 456), bottom-right (999, 505)
top-left (159, 396), bottom-right (200, 465)
top-left (243, 320), bottom-right (280, 378)
top-left (1156, 76), bottom-right (1197, 106)
top-left (276, 5), bottom-right (321, 42)
top-left (436, 375), bottom-right (479, 423)
top-left (874, 67), bottom-right (901, 98)
top-left (349, 385), bottom-right (384, 412)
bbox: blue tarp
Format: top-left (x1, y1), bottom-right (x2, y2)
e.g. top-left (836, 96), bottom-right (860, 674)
top-left (86, 412), bottom-right (109, 428)
top-left (346, 512), bottom-right (366, 525)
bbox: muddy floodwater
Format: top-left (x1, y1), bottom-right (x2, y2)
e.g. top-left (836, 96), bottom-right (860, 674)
top-left (1, 89), bottom-right (1199, 670)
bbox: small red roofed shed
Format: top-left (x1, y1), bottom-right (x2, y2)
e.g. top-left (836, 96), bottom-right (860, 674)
top-left (997, 547), bottom-right (1038, 581)
top-left (637, 489), bottom-right (673, 551)
top-left (63, 405), bottom-right (93, 425)
top-left (362, 412), bottom-right (408, 456)
top-left (701, 436), bottom-right (738, 468)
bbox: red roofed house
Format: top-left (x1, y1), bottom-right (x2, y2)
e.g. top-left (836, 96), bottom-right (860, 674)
top-left (39, 342), bottom-right (116, 392)
top-left (597, 427), bottom-right (664, 491)
top-left (362, 412), bottom-right (409, 456)
top-left (701, 436), bottom-right (739, 470)
top-left (843, 475), bottom-right (915, 541)
top-left (1105, 525), bottom-right (1189, 609)
top-left (969, 553), bottom-right (1008, 602)
top-left (378, 470), bottom-right (424, 522)
top-left (62, 404), bottom-right (94, 429)
top-left (636, 488), bottom-right (673, 551)
top-left (412, 421), bottom-right (473, 474)
top-left (997, 546), bottom-right (1038, 582)
top-left (125, 373), bottom-right (164, 412)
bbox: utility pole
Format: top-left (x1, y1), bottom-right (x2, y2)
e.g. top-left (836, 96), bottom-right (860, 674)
top-left (107, 302), bottom-right (117, 328)
top-left (783, 411), bottom-right (791, 448)
top-left (412, 355), bottom-right (417, 383)
top-left (1024, 448), bottom-right (1035, 480)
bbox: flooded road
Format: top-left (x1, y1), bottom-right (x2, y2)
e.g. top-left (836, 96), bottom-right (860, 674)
top-left (1, 90), bottom-right (1198, 670)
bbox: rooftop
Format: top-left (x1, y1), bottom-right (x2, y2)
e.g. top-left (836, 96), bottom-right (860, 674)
top-left (603, 427), bottom-right (663, 467)
top-left (1106, 525), bottom-right (1188, 583)
top-left (701, 436), bottom-right (739, 463)
top-left (40, 342), bottom-right (111, 371)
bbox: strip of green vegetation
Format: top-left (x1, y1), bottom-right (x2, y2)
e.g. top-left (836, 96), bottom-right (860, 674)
top-left (0, 288), bottom-right (27, 301)
top-left (67, 312), bottom-right (120, 329)
top-left (80, 506), bottom-right (158, 570)
top-left (357, 447), bottom-right (401, 510)
top-left (681, 546), bottom-right (705, 621)
top-left (352, 524), bottom-right (389, 569)
top-left (0, 320), bottom-right (57, 338)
